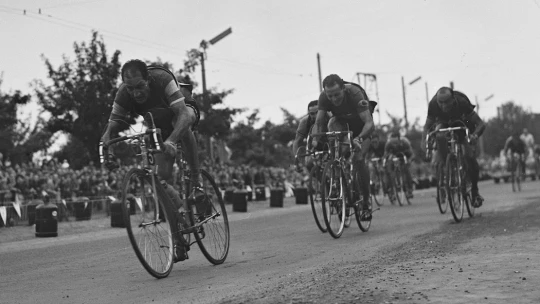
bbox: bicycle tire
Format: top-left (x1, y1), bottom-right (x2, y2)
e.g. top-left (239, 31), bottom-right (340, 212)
top-left (371, 169), bottom-right (384, 207)
top-left (309, 165), bottom-right (327, 233)
top-left (321, 161), bottom-right (346, 239)
top-left (188, 169), bottom-right (230, 265)
top-left (121, 168), bottom-right (175, 279)
top-left (355, 170), bottom-right (372, 232)
top-left (436, 163), bottom-right (448, 214)
top-left (392, 168), bottom-right (404, 207)
top-left (446, 154), bottom-right (464, 223)
top-left (464, 181), bottom-right (475, 218)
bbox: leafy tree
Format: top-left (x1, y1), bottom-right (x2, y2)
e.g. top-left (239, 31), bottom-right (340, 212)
top-left (33, 31), bottom-right (123, 169)
top-left (0, 82), bottom-right (54, 165)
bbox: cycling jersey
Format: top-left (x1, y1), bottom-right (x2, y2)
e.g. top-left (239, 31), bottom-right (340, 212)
top-left (367, 140), bottom-right (386, 158)
top-left (296, 113), bottom-right (329, 138)
top-left (427, 90), bottom-right (476, 130)
top-left (318, 83), bottom-right (373, 137)
top-left (110, 66), bottom-right (199, 138)
top-left (504, 137), bottom-right (526, 154)
top-left (385, 137), bottom-right (413, 159)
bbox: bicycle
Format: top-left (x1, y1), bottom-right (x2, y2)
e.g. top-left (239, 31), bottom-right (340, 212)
top-left (508, 152), bottom-right (524, 192)
top-left (425, 133), bottom-right (448, 214)
top-left (99, 114), bottom-right (230, 279)
top-left (295, 140), bottom-right (330, 233)
top-left (435, 122), bottom-right (475, 222)
top-left (369, 157), bottom-right (386, 207)
top-left (385, 152), bottom-right (412, 206)
top-left (311, 131), bottom-right (375, 239)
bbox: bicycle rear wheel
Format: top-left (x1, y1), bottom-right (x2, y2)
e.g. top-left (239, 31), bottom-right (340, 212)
top-left (371, 169), bottom-right (385, 207)
top-left (321, 162), bottom-right (346, 239)
top-left (121, 168), bottom-right (175, 279)
top-left (189, 169), bottom-right (230, 265)
top-left (309, 165), bottom-right (327, 233)
top-left (446, 154), bottom-right (464, 223)
top-left (436, 164), bottom-right (448, 214)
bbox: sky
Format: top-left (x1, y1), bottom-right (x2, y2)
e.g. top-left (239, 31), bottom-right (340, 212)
top-left (1, 0), bottom-right (539, 129)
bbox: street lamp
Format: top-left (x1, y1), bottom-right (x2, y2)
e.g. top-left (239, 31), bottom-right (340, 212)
top-left (197, 27), bottom-right (232, 164)
top-left (402, 75), bottom-right (422, 131)
top-left (199, 27), bottom-right (232, 97)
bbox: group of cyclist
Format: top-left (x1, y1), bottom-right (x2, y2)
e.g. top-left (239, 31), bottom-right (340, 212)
top-left (294, 74), bottom-right (495, 218)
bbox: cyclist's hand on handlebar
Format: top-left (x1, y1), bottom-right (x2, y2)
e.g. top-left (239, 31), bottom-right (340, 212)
top-left (163, 141), bottom-right (177, 158)
top-left (353, 137), bottom-right (363, 152)
top-left (469, 133), bottom-right (478, 145)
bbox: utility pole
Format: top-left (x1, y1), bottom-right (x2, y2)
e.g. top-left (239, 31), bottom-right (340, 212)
top-left (198, 27), bottom-right (232, 165)
top-left (356, 72), bottom-right (381, 126)
top-left (317, 53), bottom-right (322, 92)
top-left (450, 81), bottom-right (454, 89)
top-left (401, 76), bottom-right (409, 131)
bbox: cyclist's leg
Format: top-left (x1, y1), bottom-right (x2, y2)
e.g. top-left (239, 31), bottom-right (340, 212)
top-left (463, 140), bottom-right (482, 203)
top-left (354, 138), bottom-right (371, 207)
top-left (179, 107), bottom-right (201, 185)
top-left (154, 152), bottom-right (189, 261)
top-left (384, 155), bottom-right (395, 200)
top-left (403, 157), bottom-right (414, 197)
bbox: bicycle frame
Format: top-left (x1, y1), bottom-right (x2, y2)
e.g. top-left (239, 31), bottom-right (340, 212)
top-left (100, 125), bottom-right (165, 222)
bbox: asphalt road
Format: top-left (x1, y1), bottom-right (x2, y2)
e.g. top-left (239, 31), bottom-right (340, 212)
top-left (1, 179), bottom-right (538, 304)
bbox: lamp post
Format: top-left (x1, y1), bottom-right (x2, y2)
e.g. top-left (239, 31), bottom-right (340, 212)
top-left (198, 27), bottom-right (232, 164)
top-left (402, 75), bottom-right (422, 131)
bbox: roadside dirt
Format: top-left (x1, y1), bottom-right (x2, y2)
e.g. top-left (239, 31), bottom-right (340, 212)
top-left (220, 199), bottom-right (540, 304)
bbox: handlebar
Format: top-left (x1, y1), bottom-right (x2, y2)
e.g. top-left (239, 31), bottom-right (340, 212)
top-left (99, 128), bottom-right (164, 164)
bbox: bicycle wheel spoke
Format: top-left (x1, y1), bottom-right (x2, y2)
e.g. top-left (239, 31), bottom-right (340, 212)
top-left (191, 170), bottom-right (230, 265)
top-left (122, 169), bottom-right (175, 279)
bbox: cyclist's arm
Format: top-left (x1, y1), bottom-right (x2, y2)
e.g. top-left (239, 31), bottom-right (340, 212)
top-left (293, 118), bottom-right (308, 154)
top-left (293, 133), bottom-right (306, 156)
top-left (313, 109), bottom-right (327, 139)
top-left (101, 100), bottom-right (129, 144)
top-left (168, 99), bottom-right (194, 144)
top-left (355, 107), bottom-right (375, 141)
top-left (422, 116), bottom-right (436, 147)
top-left (465, 111), bottom-right (486, 137)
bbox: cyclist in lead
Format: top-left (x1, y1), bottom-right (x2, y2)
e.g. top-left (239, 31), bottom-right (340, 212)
top-left (421, 87), bottom-right (486, 207)
top-left (312, 74), bottom-right (376, 220)
top-left (100, 59), bottom-right (202, 262)
top-left (384, 129), bottom-right (415, 200)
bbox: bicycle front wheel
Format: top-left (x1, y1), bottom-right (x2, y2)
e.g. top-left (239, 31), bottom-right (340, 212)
top-left (121, 168), bottom-right (175, 279)
top-left (309, 165), bottom-right (327, 233)
top-left (189, 169), bottom-right (230, 265)
top-left (392, 169), bottom-right (404, 207)
top-left (321, 162), bottom-right (346, 239)
top-left (436, 164), bottom-right (448, 214)
top-left (516, 161), bottom-right (522, 192)
top-left (446, 154), bottom-right (464, 223)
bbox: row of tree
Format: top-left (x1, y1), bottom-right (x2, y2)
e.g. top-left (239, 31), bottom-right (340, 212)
top-left (1, 31), bottom-right (537, 170)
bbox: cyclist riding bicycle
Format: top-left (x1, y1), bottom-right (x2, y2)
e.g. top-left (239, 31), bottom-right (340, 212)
top-left (421, 86), bottom-right (486, 207)
top-left (504, 132), bottom-right (528, 176)
top-left (100, 59), bottom-right (203, 262)
top-left (312, 74), bottom-right (376, 219)
top-left (293, 100), bottom-right (330, 173)
top-left (384, 129), bottom-right (415, 199)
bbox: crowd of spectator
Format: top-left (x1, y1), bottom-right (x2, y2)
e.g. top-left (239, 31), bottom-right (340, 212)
top-left (0, 158), bottom-right (306, 207)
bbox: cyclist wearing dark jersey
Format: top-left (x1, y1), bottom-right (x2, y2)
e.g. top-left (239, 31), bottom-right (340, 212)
top-left (313, 74), bottom-right (375, 218)
top-left (421, 87), bottom-right (486, 207)
top-left (384, 130), bottom-right (414, 199)
top-left (504, 132), bottom-right (528, 175)
top-left (100, 59), bottom-right (201, 262)
top-left (367, 132), bottom-right (386, 160)
top-left (293, 100), bottom-right (329, 172)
